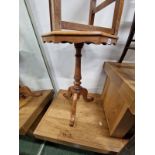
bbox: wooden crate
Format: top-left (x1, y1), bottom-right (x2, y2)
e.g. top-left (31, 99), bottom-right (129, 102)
top-left (19, 90), bottom-right (53, 135)
top-left (102, 62), bottom-right (135, 138)
top-left (34, 90), bottom-right (128, 154)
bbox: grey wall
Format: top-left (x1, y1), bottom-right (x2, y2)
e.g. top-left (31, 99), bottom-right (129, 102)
top-left (20, 0), bottom-right (135, 93)
top-left (19, 0), bottom-right (53, 90)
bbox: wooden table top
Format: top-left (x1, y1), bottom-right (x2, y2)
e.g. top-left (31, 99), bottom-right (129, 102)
top-left (42, 30), bottom-right (118, 44)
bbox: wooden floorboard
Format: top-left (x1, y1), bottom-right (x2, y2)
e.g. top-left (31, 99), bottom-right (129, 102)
top-left (34, 90), bottom-right (128, 154)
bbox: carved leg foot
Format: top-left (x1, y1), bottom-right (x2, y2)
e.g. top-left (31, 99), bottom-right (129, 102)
top-left (63, 86), bottom-right (73, 99)
top-left (81, 87), bottom-right (94, 102)
top-left (19, 85), bottom-right (42, 98)
top-left (69, 93), bottom-right (79, 127)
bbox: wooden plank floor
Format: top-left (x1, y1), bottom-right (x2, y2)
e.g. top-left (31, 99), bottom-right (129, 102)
top-left (19, 90), bottom-right (53, 135)
top-left (34, 90), bottom-right (128, 154)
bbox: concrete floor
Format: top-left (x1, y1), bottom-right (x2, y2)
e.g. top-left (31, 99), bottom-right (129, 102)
top-left (19, 136), bottom-right (105, 155)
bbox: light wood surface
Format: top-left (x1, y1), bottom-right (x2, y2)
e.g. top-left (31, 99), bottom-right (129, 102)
top-left (42, 30), bottom-right (117, 44)
top-left (61, 21), bottom-right (113, 34)
top-left (34, 90), bottom-right (128, 154)
top-left (19, 90), bottom-right (53, 135)
top-left (102, 62), bottom-right (135, 138)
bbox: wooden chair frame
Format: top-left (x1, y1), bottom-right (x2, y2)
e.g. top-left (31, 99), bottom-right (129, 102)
top-left (49, 0), bottom-right (124, 35)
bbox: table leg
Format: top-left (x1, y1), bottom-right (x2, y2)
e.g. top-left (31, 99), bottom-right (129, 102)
top-left (69, 93), bottom-right (79, 127)
top-left (64, 43), bottom-right (94, 127)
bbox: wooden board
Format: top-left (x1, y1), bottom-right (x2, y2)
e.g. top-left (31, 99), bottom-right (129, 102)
top-left (102, 62), bottom-right (135, 138)
top-left (34, 90), bottom-right (128, 154)
top-left (27, 100), bottom-right (51, 137)
top-left (19, 90), bottom-right (53, 135)
top-left (61, 21), bottom-right (113, 34)
top-left (42, 30), bottom-right (117, 45)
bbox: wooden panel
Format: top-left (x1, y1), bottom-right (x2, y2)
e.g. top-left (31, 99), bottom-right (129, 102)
top-left (112, 0), bottom-right (124, 35)
top-left (93, 0), bottom-right (116, 13)
top-left (34, 90), bottom-right (128, 154)
top-left (19, 90), bottom-right (53, 135)
top-left (42, 35), bottom-right (117, 45)
top-left (102, 62), bottom-right (135, 138)
top-left (61, 21), bottom-right (113, 34)
top-left (42, 30), bottom-right (117, 38)
top-left (51, 0), bottom-right (61, 30)
top-left (89, 0), bottom-right (97, 25)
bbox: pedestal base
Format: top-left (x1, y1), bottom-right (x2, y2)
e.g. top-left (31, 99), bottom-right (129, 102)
top-left (63, 86), bottom-right (93, 126)
top-left (64, 43), bottom-right (94, 126)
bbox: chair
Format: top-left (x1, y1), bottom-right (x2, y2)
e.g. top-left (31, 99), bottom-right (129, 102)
top-left (42, 0), bottom-right (124, 126)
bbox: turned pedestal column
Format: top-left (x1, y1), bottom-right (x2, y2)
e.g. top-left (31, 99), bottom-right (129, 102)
top-left (64, 43), bottom-right (93, 127)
